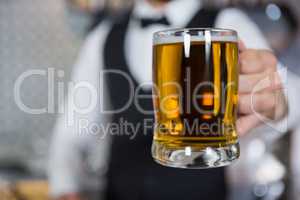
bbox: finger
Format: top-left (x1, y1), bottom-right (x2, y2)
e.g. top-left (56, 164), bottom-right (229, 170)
top-left (239, 72), bottom-right (283, 94)
top-left (236, 114), bottom-right (263, 136)
top-left (239, 72), bottom-right (268, 93)
top-left (238, 91), bottom-right (277, 114)
top-left (239, 49), bottom-right (278, 74)
top-left (238, 40), bottom-right (247, 52)
top-left (239, 50), bottom-right (266, 74)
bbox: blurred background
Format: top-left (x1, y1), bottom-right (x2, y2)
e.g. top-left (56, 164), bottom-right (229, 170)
top-left (0, 0), bottom-right (299, 199)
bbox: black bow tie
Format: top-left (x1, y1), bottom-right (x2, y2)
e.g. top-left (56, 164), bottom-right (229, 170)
top-left (140, 16), bottom-right (170, 28)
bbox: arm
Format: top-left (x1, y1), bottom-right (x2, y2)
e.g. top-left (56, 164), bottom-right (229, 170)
top-left (48, 21), bottom-right (112, 200)
top-left (216, 9), bottom-right (296, 195)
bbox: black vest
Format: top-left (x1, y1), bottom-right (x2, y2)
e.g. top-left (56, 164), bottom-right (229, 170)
top-left (103, 8), bottom-right (227, 200)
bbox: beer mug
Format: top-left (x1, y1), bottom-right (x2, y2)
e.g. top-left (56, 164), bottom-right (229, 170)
top-left (152, 28), bottom-right (240, 169)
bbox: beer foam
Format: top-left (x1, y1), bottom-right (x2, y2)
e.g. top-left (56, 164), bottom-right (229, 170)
top-left (153, 35), bottom-right (237, 45)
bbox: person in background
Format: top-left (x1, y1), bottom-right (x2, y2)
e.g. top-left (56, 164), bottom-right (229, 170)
top-left (49, 0), bottom-right (300, 200)
top-left (66, 0), bottom-right (109, 33)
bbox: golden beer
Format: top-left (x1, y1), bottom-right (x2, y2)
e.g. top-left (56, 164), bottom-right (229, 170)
top-left (151, 29), bottom-right (240, 168)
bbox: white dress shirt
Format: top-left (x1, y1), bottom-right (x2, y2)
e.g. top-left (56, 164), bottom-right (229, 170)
top-left (49, 0), bottom-right (300, 198)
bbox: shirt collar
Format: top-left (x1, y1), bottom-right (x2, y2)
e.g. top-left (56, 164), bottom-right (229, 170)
top-left (133, 0), bottom-right (202, 27)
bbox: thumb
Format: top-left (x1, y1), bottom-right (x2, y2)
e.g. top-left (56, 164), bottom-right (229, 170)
top-left (238, 39), bottom-right (247, 52)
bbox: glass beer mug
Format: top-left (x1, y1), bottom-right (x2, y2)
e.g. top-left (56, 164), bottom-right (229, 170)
top-left (152, 28), bottom-right (240, 169)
